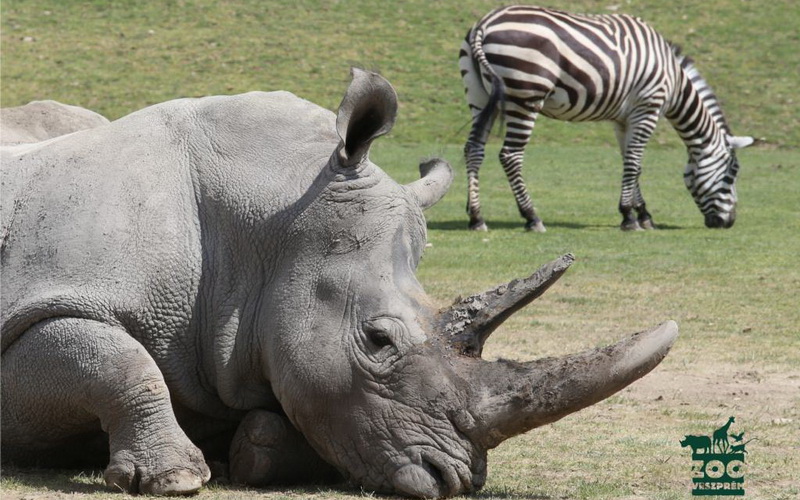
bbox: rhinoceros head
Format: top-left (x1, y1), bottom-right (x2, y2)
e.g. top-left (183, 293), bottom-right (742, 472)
top-left (265, 69), bottom-right (678, 497)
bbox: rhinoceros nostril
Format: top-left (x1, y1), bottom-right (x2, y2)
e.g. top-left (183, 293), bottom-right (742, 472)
top-left (421, 459), bottom-right (445, 489)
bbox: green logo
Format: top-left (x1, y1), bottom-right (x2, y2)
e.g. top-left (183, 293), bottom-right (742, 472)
top-left (680, 416), bottom-right (752, 495)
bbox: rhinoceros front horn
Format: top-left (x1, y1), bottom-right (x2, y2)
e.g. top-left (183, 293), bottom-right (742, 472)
top-left (335, 68), bottom-right (398, 168)
top-left (468, 321), bottom-right (678, 448)
top-left (438, 254), bottom-right (678, 449)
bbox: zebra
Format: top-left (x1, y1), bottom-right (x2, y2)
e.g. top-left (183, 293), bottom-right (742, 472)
top-left (459, 5), bottom-right (754, 232)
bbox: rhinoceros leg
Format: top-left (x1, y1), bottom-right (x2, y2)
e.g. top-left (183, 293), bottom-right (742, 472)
top-left (229, 409), bottom-right (341, 486)
top-left (1, 317), bottom-right (210, 495)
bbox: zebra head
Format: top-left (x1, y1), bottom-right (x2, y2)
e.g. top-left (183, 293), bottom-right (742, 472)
top-left (674, 45), bottom-right (754, 228)
top-left (683, 134), bottom-right (753, 229)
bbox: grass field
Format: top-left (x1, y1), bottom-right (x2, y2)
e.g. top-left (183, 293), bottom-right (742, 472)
top-left (2, 0), bottom-right (799, 147)
top-left (2, 0), bottom-right (799, 499)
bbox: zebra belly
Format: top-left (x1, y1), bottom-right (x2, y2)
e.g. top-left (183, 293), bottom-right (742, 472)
top-left (540, 88), bottom-right (575, 119)
top-left (539, 88), bottom-right (620, 122)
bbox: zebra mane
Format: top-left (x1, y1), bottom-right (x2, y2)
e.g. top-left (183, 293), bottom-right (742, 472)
top-left (669, 42), bottom-right (732, 135)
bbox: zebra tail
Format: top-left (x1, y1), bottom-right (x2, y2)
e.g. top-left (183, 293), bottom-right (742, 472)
top-left (469, 28), bottom-right (506, 137)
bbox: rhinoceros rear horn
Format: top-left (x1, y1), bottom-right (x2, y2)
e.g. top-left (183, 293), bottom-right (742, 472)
top-left (335, 68), bottom-right (398, 168)
top-left (439, 254), bottom-right (574, 357)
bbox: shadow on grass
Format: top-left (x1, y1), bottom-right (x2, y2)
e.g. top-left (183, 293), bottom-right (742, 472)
top-left (472, 492), bottom-right (553, 499)
top-left (0, 466), bottom-right (352, 498)
top-left (213, 477), bottom-right (555, 500)
top-left (0, 466), bottom-right (108, 495)
top-left (1, 466), bottom-right (554, 500)
top-left (427, 219), bottom-right (612, 231)
top-left (427, 219), bottom-right (685, 231)
top-left (213, 482), bottom-right (554, 500)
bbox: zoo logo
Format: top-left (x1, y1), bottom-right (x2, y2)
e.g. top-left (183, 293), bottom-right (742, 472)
top-left (680, 416), bottom-right (754, 496)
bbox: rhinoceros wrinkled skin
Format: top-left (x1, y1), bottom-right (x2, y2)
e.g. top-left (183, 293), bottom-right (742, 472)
top-left (1, 69), bottom-right (678, 497)
top-left (0, 100), bottom-right (109, 146)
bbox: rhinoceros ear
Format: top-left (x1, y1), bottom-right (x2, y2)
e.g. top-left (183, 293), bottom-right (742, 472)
top-left (335, 68), bottom-right (398, 168)
top-left (405, 158), bottom-right (454, 210)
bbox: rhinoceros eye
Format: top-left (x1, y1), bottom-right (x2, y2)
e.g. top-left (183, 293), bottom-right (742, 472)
top-left (358, 318), bottom-right (407, 373)
top-left (363, 320), bottom-right (396, 349)
top-left (367, 328), bottom-right (393, 348)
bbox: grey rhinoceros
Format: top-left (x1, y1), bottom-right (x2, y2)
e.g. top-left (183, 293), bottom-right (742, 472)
top-left (1, 69), bottom-right (678, 498)
top-left (0, 100), bottom-right (109, 146)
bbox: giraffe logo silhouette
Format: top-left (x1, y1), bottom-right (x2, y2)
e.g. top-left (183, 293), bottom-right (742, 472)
top-left (681, 416), bottom-right (748, 496)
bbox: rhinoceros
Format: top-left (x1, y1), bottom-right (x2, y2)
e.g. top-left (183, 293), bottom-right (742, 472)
top-left (0, 100), bottom-right (109, 146)
top-left (1, 69), bottom-right (678, 497)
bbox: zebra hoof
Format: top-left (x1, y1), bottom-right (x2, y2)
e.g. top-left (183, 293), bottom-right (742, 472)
top-left (525, 220), bottom-right (546, 233)
top-left (621, 220), bottom-right (643, 231)
top-left (639, 218), bottom-right (656, 230)
top-left (469, 221), bottom-right (489, 231)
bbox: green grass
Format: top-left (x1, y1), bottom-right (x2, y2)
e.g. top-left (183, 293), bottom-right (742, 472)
top-left (383, 143), bottom-right (800, 365)
top-left (2, 0), bottom-right (799, 147)
top-left (2, 1), bottom-right (800, 499)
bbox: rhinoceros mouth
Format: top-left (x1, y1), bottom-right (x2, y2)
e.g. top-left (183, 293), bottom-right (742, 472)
top-left (390, 447), bottom-right (483, 498)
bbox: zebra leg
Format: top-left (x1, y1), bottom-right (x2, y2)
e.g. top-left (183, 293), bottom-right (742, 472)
top-left (499, 145), bottom-right (544, 232)
top-left (464, 101), bottom-right (498, 231)
top-left (461, 36), bottom-right (492, 231)
top-left (614, 122), bottom-right (642, 231)
top-left (464, 139), bottom-right (489, 231)
top-left (499, 106), bottom-right (544, 232)
top-left (615, 112), bottom-right (660, 231)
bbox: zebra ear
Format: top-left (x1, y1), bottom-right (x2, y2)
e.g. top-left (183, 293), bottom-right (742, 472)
top-left (727, 135), bottom-right (755, 150)
top-left (334, 68), bottom-right (398, 168)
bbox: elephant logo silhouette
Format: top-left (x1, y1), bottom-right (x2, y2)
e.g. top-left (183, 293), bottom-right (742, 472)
top-left (681, 416), bottom-right (748, 496)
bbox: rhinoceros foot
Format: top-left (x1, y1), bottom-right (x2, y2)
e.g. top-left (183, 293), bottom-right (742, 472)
top-left (104, 439), bottom-right (210, 495)
top-left (229, 410), bottom-right (340, 486)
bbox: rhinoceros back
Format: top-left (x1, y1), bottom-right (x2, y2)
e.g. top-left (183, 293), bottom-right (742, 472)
top-left (0, 100), bottom-right (110, 146)
top-left (1, 90), bottom-right (339, 354)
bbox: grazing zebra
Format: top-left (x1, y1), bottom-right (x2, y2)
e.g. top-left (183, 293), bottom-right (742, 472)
top-left (459, 5), bottom-right (754, 232)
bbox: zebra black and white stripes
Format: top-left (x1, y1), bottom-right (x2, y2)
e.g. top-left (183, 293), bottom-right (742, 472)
top-left (460, 5), bottom-right (753, 231)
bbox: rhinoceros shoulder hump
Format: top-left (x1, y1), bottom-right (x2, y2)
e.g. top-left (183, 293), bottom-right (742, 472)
top-left (190, 91), bottom-right (338, 146)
